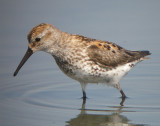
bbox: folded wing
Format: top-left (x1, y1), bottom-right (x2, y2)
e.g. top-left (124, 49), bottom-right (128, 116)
top-left (87, 41), bottom-right (150, 68)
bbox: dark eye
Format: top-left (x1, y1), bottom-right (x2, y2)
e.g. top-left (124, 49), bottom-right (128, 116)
top-left (35, 37), bottom-right (41, 42)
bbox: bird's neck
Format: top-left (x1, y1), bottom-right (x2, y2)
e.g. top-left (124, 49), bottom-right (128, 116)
top-left (45, 31), bottom-right (71, 57)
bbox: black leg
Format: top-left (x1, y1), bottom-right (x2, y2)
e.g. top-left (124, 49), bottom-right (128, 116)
top-left (80, 82), bottom-right (87, 101)
top-left (115, 83), bottom-right (127, 106)
top-left (120, 89), bottom-right (126, 98)
top-left (83, 90), bottom-right (87, 100)
top-left (115, 83), bottom-right (127, 98)
top-left (120, 89), bottom-right (126, 106)
top-left (82, 91), bottom-right (86, 104)
top-left (120, 97), bottom-right (126, 106)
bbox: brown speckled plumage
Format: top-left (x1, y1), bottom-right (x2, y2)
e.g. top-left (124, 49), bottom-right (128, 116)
top-left (14, 23), bottom-right (151, 105)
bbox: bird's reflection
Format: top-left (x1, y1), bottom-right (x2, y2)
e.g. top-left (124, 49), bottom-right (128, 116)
top-left (66, 100), bottom-right (146, 126)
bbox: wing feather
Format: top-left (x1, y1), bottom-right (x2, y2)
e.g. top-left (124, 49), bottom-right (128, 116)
top-left (87, 41), bottom-right (150, 68)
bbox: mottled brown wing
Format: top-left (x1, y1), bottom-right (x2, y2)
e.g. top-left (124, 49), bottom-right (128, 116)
top-left (87, 41), bottom-right (150, 68)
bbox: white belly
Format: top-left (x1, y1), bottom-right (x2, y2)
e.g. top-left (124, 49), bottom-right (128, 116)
top-left (71, 60), bottom-right (140, 86)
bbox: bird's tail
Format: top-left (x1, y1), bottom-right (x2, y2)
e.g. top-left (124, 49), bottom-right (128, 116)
top-left (139, 50), bottom-right (151, 59)
top-left (126, 50), bottom-right (151, 62)
top-left (139, 50), bottom-right (151, 56)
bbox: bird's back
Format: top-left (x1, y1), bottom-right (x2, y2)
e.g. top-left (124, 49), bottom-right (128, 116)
top-left (52, 34), bottom-right (151, 84)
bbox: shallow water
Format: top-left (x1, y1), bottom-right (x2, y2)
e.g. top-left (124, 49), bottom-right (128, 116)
top-left (1, 62), bottom-right (160, 126)
top-left (1, 49), bottom-right (160, 126)
top-left (1, 1), bottom-right (160, 126)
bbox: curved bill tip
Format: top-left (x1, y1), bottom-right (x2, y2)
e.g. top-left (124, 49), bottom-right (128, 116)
top-left (13, 47), bottom-right (33, 76)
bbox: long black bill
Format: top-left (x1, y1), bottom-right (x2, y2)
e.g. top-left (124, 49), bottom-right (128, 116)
top-left (13, 47), bottom-right (33, 76)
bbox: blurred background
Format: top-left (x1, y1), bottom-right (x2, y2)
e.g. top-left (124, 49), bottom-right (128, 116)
top-left (1, 0), bottom-right (159, 75)
top-left (0, 0), bottom-right (160, 126)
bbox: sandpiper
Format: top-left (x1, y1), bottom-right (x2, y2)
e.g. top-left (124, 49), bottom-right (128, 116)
top-left (13, 23), bottom-right (150, 102)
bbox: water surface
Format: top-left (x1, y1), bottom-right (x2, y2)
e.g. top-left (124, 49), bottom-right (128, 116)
top-left (1, 1), bottom-right (160, 126)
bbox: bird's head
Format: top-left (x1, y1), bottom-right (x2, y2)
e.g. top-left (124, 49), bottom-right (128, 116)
top-left (13, 23), bottom-right (61, 76)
